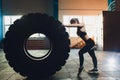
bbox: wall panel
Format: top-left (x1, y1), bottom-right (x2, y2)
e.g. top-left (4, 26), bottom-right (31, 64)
top-left (2, 0), bottom-right (54, 16)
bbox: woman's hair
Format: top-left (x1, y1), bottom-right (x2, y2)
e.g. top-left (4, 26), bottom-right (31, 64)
top-left (70, 18), bottom-right (79, 24)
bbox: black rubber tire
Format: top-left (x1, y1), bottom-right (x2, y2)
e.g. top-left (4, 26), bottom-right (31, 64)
top-left (3, 13), bottom-right (70, 78)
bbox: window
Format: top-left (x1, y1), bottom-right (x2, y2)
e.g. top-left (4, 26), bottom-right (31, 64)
top-left (63, 15), bottom-right (103, 50)
top-left (63, 15), bottom-right (82, 37)
top-left (3, 15), bottom-right (22, 37)
top-left (3, 15), bottom-right (45, 38)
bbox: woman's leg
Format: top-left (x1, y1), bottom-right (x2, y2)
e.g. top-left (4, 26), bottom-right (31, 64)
top-left (88, 49), bottom-right (98, 69)
top-left (78, 45), bottom-right (91, 75)
top-left (78, 45), bottom-right (89, 67)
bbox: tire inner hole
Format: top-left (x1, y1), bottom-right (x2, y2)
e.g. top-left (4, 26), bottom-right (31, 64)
top-left (25, 33), bottom-right (52, 60)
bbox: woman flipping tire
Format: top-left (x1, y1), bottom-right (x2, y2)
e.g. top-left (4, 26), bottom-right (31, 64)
top-left (3, 13), bottom-right (70, 78)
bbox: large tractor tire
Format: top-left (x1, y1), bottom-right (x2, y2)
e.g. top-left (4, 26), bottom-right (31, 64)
top-left (3, 13), bottom-right (70, 78)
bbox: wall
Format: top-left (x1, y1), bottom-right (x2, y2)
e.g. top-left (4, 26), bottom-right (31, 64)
top-left (1, 0), bottom-right (55, 48)
top-left (2, 0), bottom-right (54, 16)
top-left (108, 0), bottom-right (114, 5)
top-left (59, 0), bottom-right (108, 21)
top-left (116, 0), bottom-right (120, 11)
top-left (59, 0), bottom-right (108, 50)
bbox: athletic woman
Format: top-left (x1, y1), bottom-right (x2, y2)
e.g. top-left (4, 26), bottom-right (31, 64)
top-left (70, 18), bottom-right (98, 76)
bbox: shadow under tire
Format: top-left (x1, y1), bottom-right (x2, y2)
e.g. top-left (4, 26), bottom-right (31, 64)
top-left (3, 13), bottom-right (70, 78)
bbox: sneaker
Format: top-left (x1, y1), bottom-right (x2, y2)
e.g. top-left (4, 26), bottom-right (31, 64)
top-left (77, 67), bottom-right (84, 76)
top-left (88, 68), bottom-right (98, 74)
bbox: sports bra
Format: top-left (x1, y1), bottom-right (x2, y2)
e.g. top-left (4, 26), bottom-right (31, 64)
top-left (77, 27), bottom-right (87, 39)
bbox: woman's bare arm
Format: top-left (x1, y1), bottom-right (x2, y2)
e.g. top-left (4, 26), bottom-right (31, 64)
top-left (64, 23), bottom-right (84, 27)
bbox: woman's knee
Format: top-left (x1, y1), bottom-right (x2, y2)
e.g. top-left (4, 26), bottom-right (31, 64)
top-left (78, 50), bottom-right (84, 56)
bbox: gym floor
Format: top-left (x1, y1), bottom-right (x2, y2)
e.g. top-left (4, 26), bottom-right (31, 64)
top-left (0, 49), bottom-right (120, 80)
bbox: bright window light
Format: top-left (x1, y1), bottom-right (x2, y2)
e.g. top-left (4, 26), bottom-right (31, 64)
top-left (63, 15), bottom-right (103, 50)
top-left (3, 15), bottom-right (22, 36)
top-left (3, 15), bottom-right (45, 38)
top-left (30, 33), bottom-right (45, 38)
top-left (4, 16), bottom-right (11, 25)
top-left (11, 16), bottom-right (22, 23)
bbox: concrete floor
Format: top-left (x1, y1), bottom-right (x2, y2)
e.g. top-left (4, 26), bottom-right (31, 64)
top-left (0, 49), bottom-right (120, 80)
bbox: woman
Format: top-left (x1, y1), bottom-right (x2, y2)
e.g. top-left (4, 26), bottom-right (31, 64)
top-left (70, 18), bottom-right (98, 76)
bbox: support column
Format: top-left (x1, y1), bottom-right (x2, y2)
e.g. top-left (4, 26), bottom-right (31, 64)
top-left (53, 0), bottom-right (58, 19)
top-left (0, 0), bottom-right (3, 48)
top-left (0, 0), bottom-right (3, 41)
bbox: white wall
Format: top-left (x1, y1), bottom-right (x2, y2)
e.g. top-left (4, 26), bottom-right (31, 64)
top-left (59, 0), bottom-right (107, 50)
